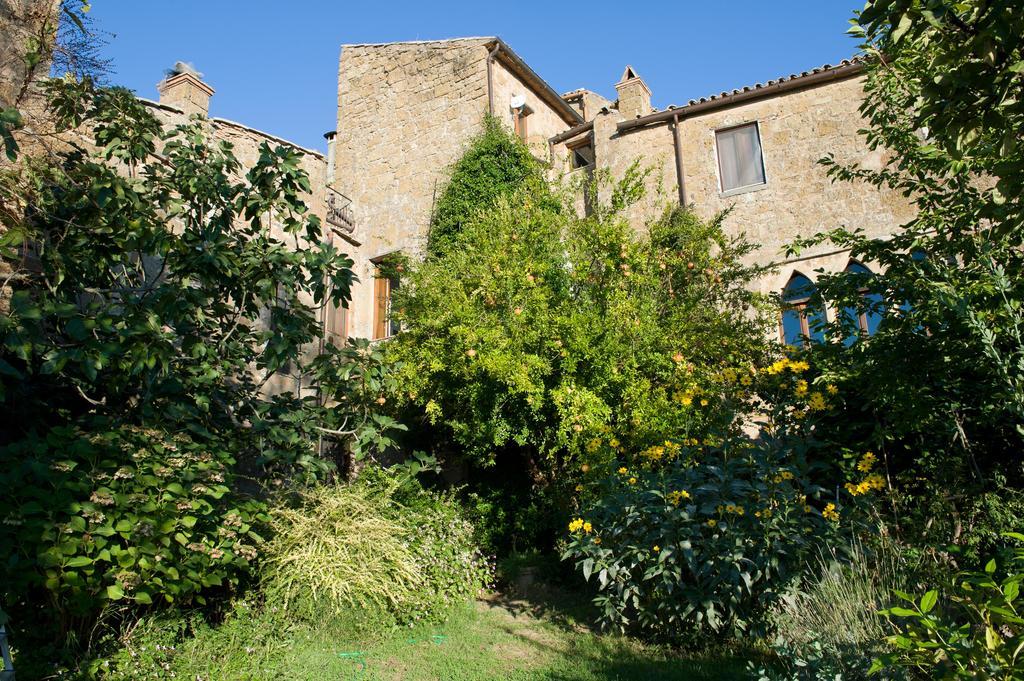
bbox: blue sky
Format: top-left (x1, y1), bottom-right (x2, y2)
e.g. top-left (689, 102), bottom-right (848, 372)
top-left (90, 1), bottom-right (863, 152)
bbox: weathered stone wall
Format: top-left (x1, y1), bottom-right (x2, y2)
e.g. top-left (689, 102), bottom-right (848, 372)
top-left (489, 57), bottom-right (570, 160)
top-left (561, 89), bottom-right (614, 123)
top-left (332, 38), bottom-right (491, 338)
top-left (675, 75), bottom-right (914, 295)
top-left (556, 74), bottom-right (916, 320)
top-left (0, 0), bottom-right (60, 108)
top-left (592, 109), bottom-right (679, 228)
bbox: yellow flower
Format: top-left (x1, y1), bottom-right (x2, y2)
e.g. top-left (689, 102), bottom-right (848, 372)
top-left (700, 399), bottom-right (709, 407)
top-left (740, 375), bottom-right (753, 386)
top-left (789, 360), bottom-right (810, 373)
top-left (780, 471), bottom-right (795, 481)
top-left (609, 438), bottom-right (620, 448)
top-left (618, 467), bottom-right (628, 475)
top-left (681, 394), bottom-right (694, 406)
top-left (822, 503), bottom-right (840, 522)
top-left (794, 379), bottom-right (809, 396)
top-left (857, 452), bottom-right (877, 473)
top-left (803, 504), bottom-right (812, 513)
top-left (807, 392), bottom-right (827, 411)
top-left (594, 537), bottom-right (601, 545)
top-left (721, 368), bottom-right (738, 383)
top-left (568, 518), bottom-right (584, 533)
top-left (793, 409), bottom-right (807, 420)
top-left (581, 464), bottom-right (590, 473)
top-left (826, 384), bottom-right (838, 395)
top-left (575, 484), bottom-right (584, 492)
top-left (629, 477), bottom-right (637, 485)
top-left (706, 519), bottom-right (717, 527)
top-left (735, 506), bottom-right (745, 516)
top-left (642, 445), bottom-right (665, 461)
top-left (583, 521), bottom-right (593, 534)
top-left (772, 475), bottom-right (782, 484)
top-left (652, 545), bottom-right (660, 553)
top-left (865, 473), bottom-right (886, 490)
top-left (667, 489), bottom-right (691, 506)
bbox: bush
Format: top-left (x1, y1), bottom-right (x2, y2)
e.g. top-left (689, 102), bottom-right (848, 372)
top-left (392, 150), bottom-right (773, 486)
top-left (562, 435), bottom-right (840, 641)
top-left (260, 474), bottom-right (490, 626)
top-left (0, 423), bottom-right (266, 633)
top-left (871, 533), bottom-right (1024, 679)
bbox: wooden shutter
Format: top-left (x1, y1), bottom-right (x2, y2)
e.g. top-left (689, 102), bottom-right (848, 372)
top-left (326, 301), bottom-right (348, 346)
top-left (373, 273), bottom-right (388, 339)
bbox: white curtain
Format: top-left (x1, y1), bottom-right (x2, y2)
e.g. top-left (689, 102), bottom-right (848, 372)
top-left (717, 124), bottom-right (765, 191)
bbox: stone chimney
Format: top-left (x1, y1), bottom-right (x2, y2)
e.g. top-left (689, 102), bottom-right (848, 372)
top-left (615, 65), bottom-right (652, 119)
top-left (157, 62), bottom-right (214, 117)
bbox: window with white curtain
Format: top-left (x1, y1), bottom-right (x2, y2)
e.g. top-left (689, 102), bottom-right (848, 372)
top-left (715, 123), bottom-right (766, 192)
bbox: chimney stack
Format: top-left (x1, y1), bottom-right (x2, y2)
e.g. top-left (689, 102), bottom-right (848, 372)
top-left (157, 61), bottom-right (214, 117)
top-left (615, 65), bottom-right (651, 119)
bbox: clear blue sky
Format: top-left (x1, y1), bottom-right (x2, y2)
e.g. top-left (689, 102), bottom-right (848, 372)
top-left (90, 0), bottom-right (862, 152)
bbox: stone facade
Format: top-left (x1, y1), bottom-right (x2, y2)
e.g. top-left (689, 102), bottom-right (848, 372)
top-left (328, 40), bottom-right (914, 341)
top-left (8, 28), bottom-right (918, 347)
top-left (331, 38), bottom-right (490, 338)
top-left (330, 38), bottom-right (581, 338)
top-left (547, 61), bottom-right (916, 317)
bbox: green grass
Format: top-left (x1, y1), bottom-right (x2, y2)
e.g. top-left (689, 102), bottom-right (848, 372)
top-left (99, 588), bottom-right (755, 680)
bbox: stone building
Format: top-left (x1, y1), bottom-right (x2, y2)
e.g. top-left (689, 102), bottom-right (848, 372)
top-left (326, 38), bottom-right (914, 344)
top-left (16, 31), bottom-right (914, 349)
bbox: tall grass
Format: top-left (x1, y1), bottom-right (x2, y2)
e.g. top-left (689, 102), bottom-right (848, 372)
top-left (766, 540), bottom-right (912, 679)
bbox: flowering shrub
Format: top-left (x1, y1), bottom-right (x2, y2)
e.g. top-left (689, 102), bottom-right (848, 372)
top-left (563, 436), bottom-right (841, 640)
top-left (0, 423), bottom-right (267, 626)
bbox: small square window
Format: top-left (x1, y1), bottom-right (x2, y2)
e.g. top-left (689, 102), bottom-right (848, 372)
top-left (512, 104), bottom-right (533, 142)
top-left (715, 123), bottom-right (765, 193)
top-left (570, 142), bottom-right (595, 170)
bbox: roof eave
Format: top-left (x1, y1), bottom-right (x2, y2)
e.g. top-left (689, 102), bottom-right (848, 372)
top-left (487, 38), bottom-right (584, 126)
top-left (617, 60), bottom-right (865, 133)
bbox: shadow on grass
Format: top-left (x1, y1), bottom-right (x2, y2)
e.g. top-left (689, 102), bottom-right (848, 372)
top-left (478, 583), bottom-right (759, 681)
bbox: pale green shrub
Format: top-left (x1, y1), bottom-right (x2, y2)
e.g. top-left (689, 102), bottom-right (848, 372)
top-left (261, 477), bottom-right (490, 625)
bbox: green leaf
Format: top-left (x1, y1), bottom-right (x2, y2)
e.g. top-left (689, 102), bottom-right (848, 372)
top-left (886, 606), bottom-right (919, 617)
top-left (134, 590), bottom-right (153, 605)
top-left (920, 590), bottom-right (938, 613)
top-left (65, 556), bottom-right (92, 568)
top-left (106, 583), bottom-right (125, 600)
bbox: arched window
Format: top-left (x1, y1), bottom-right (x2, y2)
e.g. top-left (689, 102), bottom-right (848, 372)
top-left (842, 262), bottom-right (883, 345)
top-left (780, 273), bottom-right (825, 346)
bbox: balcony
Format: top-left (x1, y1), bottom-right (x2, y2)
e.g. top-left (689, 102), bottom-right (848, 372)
top-left (326, 187), bottom-right (356, 237)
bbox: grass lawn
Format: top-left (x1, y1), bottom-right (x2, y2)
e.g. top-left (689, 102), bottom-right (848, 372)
top-left (106, 587), bottom-right (755, 680)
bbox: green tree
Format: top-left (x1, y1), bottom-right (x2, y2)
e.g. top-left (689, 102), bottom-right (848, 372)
top-left (427, 115), bottom-right (547, 256)
top-left (789, 0), bottom-right (1024, 560)
top-left (388, 124), bottom-right (774, 549)
top-left (0, 74), bottom-right (399, 642)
